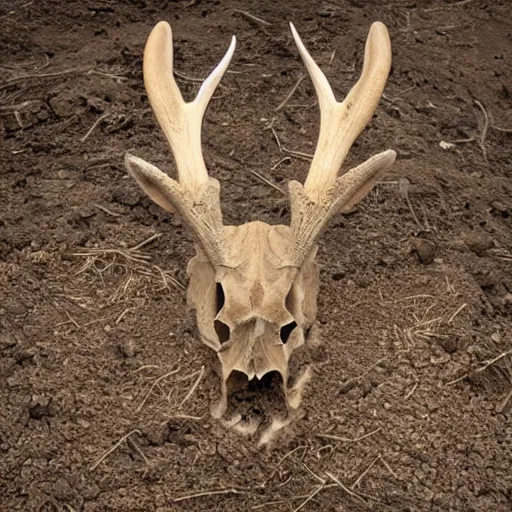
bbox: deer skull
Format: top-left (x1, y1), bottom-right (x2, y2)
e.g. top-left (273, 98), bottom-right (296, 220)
top-left (125, 21), bottom-right (395, 428)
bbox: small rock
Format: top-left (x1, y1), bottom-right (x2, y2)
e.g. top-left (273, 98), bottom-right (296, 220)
top-left (415, 239), bottom-right (436, 264)
top-left (145, 424), bottom-right (169, 446)
top-left (120, 339), bottom-right (135, 358)
top-left (439, 140), bottom-right (456, 150)
top-left (491, 200), bottom-right (509, 216)
top-left (491, 332), bottom-right (501, 343)
top-left (112, 187), bottom-right (141, 207)
top-left (437, 337), bottom-right (458, 354)
top-left (377, 255), bottom-right (395, 266)
top-left (53, 478), bottom-right (74, 501)
top-left (318, 3), bottom-right (337, 17)
top-left (464, 232), bottom-right (493, 256)
top-left (49, 92), bottom-right (77, 118)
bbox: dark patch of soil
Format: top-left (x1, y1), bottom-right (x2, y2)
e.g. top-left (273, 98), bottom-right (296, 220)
top-left (1, 0), bottom-right (512, 511)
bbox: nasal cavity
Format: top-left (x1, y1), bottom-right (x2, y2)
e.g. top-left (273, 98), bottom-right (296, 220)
top-left (280, 321), bottom-right (297, 344)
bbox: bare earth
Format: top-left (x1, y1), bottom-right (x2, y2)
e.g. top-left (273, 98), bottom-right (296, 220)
top-left (1, 0), bottom-right (512, 511)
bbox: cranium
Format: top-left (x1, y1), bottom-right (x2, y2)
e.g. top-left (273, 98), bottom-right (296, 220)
top-left (125, 21), bottom-right (395, 430)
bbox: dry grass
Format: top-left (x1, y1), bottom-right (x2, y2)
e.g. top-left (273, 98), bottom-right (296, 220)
top-left (389, 288), bottom-right (512, 390)
top-left (392, 293), bottom-right (468, 350)
top-left (70, 234), bottom-right (185, 304)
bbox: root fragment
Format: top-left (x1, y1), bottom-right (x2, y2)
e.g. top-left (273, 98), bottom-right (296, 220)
top-left (90, 429), bottom-right (142, 471)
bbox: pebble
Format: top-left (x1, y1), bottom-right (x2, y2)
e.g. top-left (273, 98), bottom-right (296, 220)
top-left (415, 239), bottom-right (436, 264)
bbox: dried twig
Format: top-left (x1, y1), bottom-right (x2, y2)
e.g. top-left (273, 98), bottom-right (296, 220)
top-left (127, 437), bottom-right (149, 465)
top-left (0, 99), bottom-right (41, 112)
top-left (179, 366), bottom-right (205, 408)
top-left (325, 472), bottom-right (369, 505)
top-left (137, 366), bottom-right (181, 412)
top-left (282, 146), bottom-right (314, 161)
top-left (133, 365), bottom-right (160, 374)
top-left (379, 455), bottom-right (399, 480)
top-left (250, 170), bottom-right (285, 195)
top-left (166, 414), bottom-right (203, 421)
top-left (448, 137), bottom-right (475, 144)
top-left (174, 488), bottom-right (245, 502)
top-left (90, 429), bottom-right (141, 470)
top-left (130, 233), bottom-right (162, 251)
top-left (474, 100), bottom-right (489, 164)
top-left (262, 445), bottom-right (308, 484)
top-left (71, 234), bottom-right (184, 296)
top-left (0, 67), bottom-right (87, 90)
top-left (270, 126), bottom-right (313, 161)
top-left (317, 426), bottom-right (382, 444)
top-left (64, 310), bottom-right (80, 329)
top-left (87, 69), bottom-right (127, 82)
top-left (271, 156), bottom-right (291, 170)
top-left (270, 126), bottom-right (283, 151)
top-left (80, 113), bottom-right (110, 143)
top-left (496, 388), bottom-right (512, 414)
top-left (491, 125), bottom-right (512, 134)
top-left (115, 307), bottom-right (133, 324)
top-left (252, 500), bottom-right (287, 510)
top-left (404, 382), bottom-right (418, 400)
top-left (446, 349), bottom-right (512, 386)
top-left (352, 455), bottom-right (381, 489)
top-left (292, 483), bottom-right (326, 512)
top-left (447, 303), bottom-right (467, 324)
top-left (424, 0), bottom-right (476, 11)
top-left (152, 264), bottom-right (187, 292)
top-left (339, 358), bottom-right (387, 391)
top-left (174, 70), bottom-right (204, 83)
top-left (275, 74), bottom-right (306, 112)
top-left (93, 203), bottom-right (121, 217)
top-left (233, 9), bottom-right (272, 26)
top-left (398, 178), bottom-right (424, 231)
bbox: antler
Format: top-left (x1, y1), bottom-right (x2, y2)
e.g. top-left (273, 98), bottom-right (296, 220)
top-left (288, 22), bottom-right (396, 265)
top-left (125, 22), bottom-right (236, 266)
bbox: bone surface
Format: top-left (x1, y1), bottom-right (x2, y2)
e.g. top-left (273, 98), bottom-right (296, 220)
top-left (125, 20), bottom-right (395, 442)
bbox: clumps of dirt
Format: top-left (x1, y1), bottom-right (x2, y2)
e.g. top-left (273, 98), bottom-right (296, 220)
top-left (1, 0), bottom-right (512, 511)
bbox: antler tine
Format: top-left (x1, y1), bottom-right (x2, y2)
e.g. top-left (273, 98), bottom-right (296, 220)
top-left (125, 22), bottom-right (236, 268)
top-left (143, 21), bottom-right (236, 192)
top-left (286, 22), bottom-right (395, 267)
top-left (290, 22), bottom-right (392, 202)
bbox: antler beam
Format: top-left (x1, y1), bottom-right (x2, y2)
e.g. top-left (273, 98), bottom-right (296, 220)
top-left (288, 22), bottom-right (396, 265)
top-left (290, 22), bottom-right (393, 202)
top-left (143, 21), bottom-right (236, 193)
top-left (125, 22), bottom-right (236, 266)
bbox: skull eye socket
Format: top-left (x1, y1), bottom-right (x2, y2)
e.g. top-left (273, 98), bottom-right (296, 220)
top-left (214, 283), bottom-right (230, 343)
top-left (216, 283), bottom-right (225, 313)
top-left (214, 319), bottom-right (230, 344)
top-left (280, 321), bottom-right (297, 344)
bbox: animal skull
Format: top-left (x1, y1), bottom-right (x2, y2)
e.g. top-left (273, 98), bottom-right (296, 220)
top-left (125, 21), bottom-right (395, 425)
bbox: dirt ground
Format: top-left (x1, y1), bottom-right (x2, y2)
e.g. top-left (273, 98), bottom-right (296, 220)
top-left (1, 0), bottom-right (512, 510)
